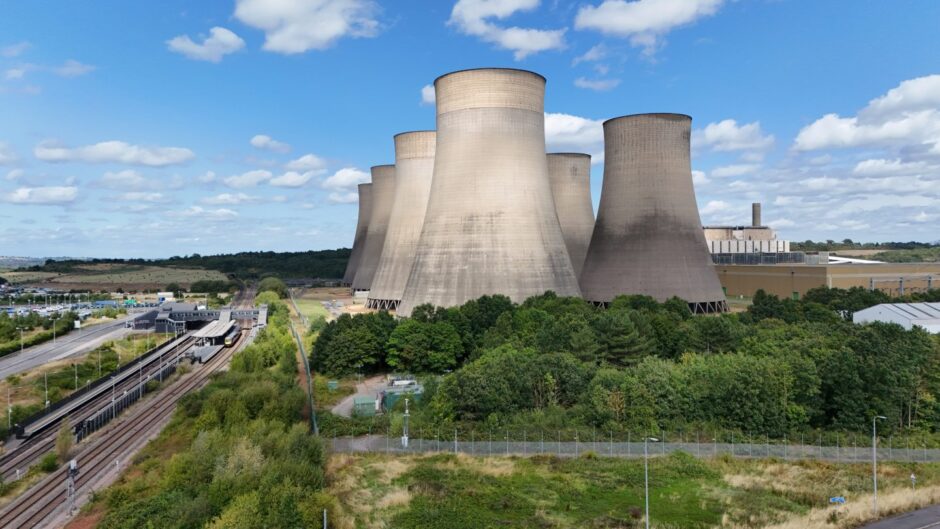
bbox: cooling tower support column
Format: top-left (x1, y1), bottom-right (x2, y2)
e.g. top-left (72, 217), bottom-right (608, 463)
top-left (351, 165), bottom-right (396, 293)
top-left (398, 68), bottom-right (581, 316)
top-left (368, 131), bottom-right (437, 311)
top-left (342, 183), bottom-right (372, 286)
top-left (547, 153), bottom-right (595, 277)
top-left (579, 113), bottom-right (727, 314)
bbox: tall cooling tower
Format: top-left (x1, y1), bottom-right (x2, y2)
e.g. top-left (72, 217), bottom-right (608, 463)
top-left (397, 68), bottom-right (581, 316)
top-left (547, 153), bottom-right (595, 277)
top-left (342, 183), bottom-right (373, 285)
top-left (351, 165), bottom-right (395, 292)
top-left (579, 113), bottom-right (727, 313)
top-left (367, 131), bottom-right (437, 310)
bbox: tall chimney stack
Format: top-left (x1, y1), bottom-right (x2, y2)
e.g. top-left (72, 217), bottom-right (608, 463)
top-left (752, 202), bottom-right (761, 227)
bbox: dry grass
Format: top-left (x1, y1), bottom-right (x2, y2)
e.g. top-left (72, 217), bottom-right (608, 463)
top-left (327, 453), bottom-right (419, 529)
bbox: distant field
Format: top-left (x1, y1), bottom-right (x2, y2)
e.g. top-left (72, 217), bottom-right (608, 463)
top-left (3, 263), bottom-right (227, 289)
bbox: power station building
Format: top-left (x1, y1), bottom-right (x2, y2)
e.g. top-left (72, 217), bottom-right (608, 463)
top-left (351, 165), bottom-right (395, 292)
top-left (368, 131), bottom-right (437, 310)
top-left (547, 153), bottom-right (595, 277)
top-left (342, 183), bottom-right (372, 286)
top-left (579, 113), bottom-right (727, 313)
top-left (397, 68), bottom-right (581, 317)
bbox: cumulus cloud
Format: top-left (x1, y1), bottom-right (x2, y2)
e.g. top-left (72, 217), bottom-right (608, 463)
top-left (0, 142), bottom-right (18, 164)
top-left (322, 167), bottom-right (369, 191)
top-left (249, 134), bottom-right (291, 154)
top-left (167, 27), bottom-right (245, 62)
top-left (691, 170), bottom-right (709, 185)
top-left (421, 84), bottom-right (436, 106)
top-left (224, 169), bottom-right (273, 188)
top-left (4, 66), bottom-right (29, 80)
top-left (53, 60), bottom-right (95, 77)
top-left (328, 191), bottom-right (359, 204)
top-left (118, 192), bottom-right (167, 203)
top-left (234, 0), bottom-right (380, 54)
top-left (794, 74), bottom-right (940, 153)
top-left (177, 206), bottom-right (239, 220)
top-left (3, 186), bottom-right (77, 205)
top-left (575, 0), bottom-right (725, 55)
top-left (35, 140), bottom-right (194, 167)
top-left (270, 171), bottom-right (314, 187)
top-left (574, 77), bottom-right (620, 91)
top-left (201, 192), bottom-right (259, 205)
top-left (544, 112), bottom-right (604, 161)
top-left (5, 169), bottom-right (24, 181)
top-left (99, 170), bottom-right (152, 190)
top-left (693, 119), bottom-right (774, 152)
top-left (710, 164), bottom-right (761, 178)
top-left (449, 0), bottom-right (566, 60)
top-left (285, 153), bottom-right (327, 172)
top-left (699, 199), bottom-right (729, 215)
top-left (572, 44), bottom-right (606, 65)
top-left (852, 158), bottom-right (931, 176)
top-left (1, 41), bottom-right (30, 58)
top-left (197, 171), bottom-right (217, 184)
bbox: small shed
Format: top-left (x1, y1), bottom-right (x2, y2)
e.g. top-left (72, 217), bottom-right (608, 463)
top-left (353, 397), bottom-right (378, 417)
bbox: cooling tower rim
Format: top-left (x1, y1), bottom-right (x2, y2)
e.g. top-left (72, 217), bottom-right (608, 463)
top-left (370, 164), bottom-right (395, 171)
top-left (547, 152), bottom-right (592, 159)
top-left (603, 112), bottom-right (692, 126)
top-left (358, 182), bottom-right (372, 190)
top-left (393, 130), bottom-right (436, 139)
top-left (433, 67), bottom-right (546, 86)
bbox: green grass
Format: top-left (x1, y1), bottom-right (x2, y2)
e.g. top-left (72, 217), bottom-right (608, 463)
top-left (293, 297), bottom-right (331, 322)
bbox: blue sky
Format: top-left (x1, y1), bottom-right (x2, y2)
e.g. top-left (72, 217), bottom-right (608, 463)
top-left (1, 0), bottom-right (939, 258)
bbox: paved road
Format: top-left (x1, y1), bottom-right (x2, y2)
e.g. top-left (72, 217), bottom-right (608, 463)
top-left (0, 316), bottom-right (134, 378)
top-left (861, 505), bottom-right (940, 529)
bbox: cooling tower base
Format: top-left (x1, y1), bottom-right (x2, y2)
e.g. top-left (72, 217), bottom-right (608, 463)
top-left (366, 298), bottom-right (400, 311)
top-left (587, 299), bottom-right (728, 314)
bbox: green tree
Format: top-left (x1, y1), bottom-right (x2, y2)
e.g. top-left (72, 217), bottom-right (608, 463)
top-left (387, 319), bottom-right (462, 372)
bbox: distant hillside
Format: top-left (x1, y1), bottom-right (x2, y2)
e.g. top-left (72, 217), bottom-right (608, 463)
top-left (28, 249), bottom-right (351, 280)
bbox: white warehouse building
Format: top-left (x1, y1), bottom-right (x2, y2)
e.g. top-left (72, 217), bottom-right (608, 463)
top-left (853, 303), bottom-right (940, 333)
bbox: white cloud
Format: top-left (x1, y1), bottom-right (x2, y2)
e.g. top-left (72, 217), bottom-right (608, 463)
top-left (3, 186), bottom-right (77, 205)
top-left (0, 142), bottom-right (18, 164)
top-left (699, 199), bottom-right (729, 215)
top-left (852, 158), bottom-right (931, 176)
top-left (572, 44), bottom-right (606, 65)
top-left (285, 153), bottom-right (327, 172)
top-left (99, 169), bottom-right (150, 189)
top-left (234, 0), bottom-right (380, 54)
top-left (167, 27), bottom-right (245, 63)
top-left (794, 74), bottom-right (940, 154)
top-left (197, 171), bottom-right (217, 184)
top-left (328, 191), bottom-right (359, 204)
top-left (322, 167), bottom-right (369, 190)
top-left (201, 192), bottom-right (258, 205)
top-left (4, 67), bottom-right (28, 80)
top-left (53, 60), bottom-right (95, 77)
top-left (224, 169), bottom-right (273, 188)
top-left (421, 84), bottom-right (436, 106)
top-left (177, 206), bottom-right (238, 220)
top-left (35, 140), bottom-right (194, 166)
top-left (692, 119), bottom-right (774, 152)
top-left (270, 171), bottom-right (314, 187)
top-left (250, 134), bottom-right (291, 153)
top-left (118, 192), bottom-right (166, 203)
top-left (449, 0), bottom-right (566, 60)
top-left (575, 0), bottom-right (725, 55)
top-left (544, 112), bottom-right (604, 161)
top-left (1, 41), bottom-right (30, 58)
top-left (6, 168), bottom-right (24, 181)
top-left (574, 77), bottom-right (620, 91)
top-left (691, 170), bottom-right (709, 185)
top-left (710, 164), bottom-right (761, 178)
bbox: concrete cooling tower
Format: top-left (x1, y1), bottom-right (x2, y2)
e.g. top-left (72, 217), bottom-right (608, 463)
top-left (367, 131), bottom-right (437, 310)
top-left (342, 183), bottom-right (373, 286)
top-left (579, 113), bottom-right (727, 313)
top-left (547, 153), bottom-right (595, 277)
top-left (397, 68), bottom-right (581, 316)
top-left (350, 165), bottom-right (395, 292)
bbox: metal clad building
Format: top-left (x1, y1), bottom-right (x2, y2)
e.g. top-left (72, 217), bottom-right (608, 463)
top-left (580, 113), bottom-right (727, 313)
top-left (853, 302), bottom-right (940, 333)
top-left (351, 165), bottom-right (396, 292)
top-left (342, 183), bottom-right (373, 286)
top-left (547, 153), bottom-right (595, 277)
top-left (368, 131), bottom-right (437, 310)
top-left (398, 68), bottom-right (581, 316)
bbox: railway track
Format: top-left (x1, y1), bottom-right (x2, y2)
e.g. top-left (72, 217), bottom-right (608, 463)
top-left (0, 287), bottom-right (257, 527)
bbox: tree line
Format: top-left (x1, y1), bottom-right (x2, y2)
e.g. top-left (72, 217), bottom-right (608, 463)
top-left (311, 287), bottom-right (940, 437)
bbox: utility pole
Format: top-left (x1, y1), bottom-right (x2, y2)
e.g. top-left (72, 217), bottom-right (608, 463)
top-left (873, 415), bottom-right (886, 514)
top-left (44, 372), bottom-right (49, 408)
top-left (402, 398), bottom-right (410, 449)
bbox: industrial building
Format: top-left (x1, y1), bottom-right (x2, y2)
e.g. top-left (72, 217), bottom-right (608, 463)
top-left (368, 131), bottom-right (437, 310)
top-left (342, 183), bottom-right (372, 286)
top-left (351, 165), bottom-right (396, 293)
top-left (579, 113), bottom-right (727, 313)
top-left (853, 303), bottom-right (940, 333)
top-left (547, 153), bottom-right (595, 277)
top-left (397, 68), bottom-right (581, 317)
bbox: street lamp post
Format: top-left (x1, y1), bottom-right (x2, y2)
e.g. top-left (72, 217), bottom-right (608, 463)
top-left (644, 436), bottom-right (659, 529)
top-left (16, 327), bottom-right (25, 353)
top-left (52, 316), bottom-right (61, 344)
top-left (872, 415), bottom-right (887, 514)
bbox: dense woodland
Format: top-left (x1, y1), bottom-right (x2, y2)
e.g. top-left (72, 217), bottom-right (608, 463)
top-left (312, 287), bottom-right (940, 438)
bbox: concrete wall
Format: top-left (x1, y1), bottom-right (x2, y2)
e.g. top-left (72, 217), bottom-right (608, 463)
top-left (368, 131), bottom-right (436, 309)
top-left (342, 183), bottom-right (372, 285)
top-left (580, 113), bottom-right (726, 311)
top-left (398, 68), bottom-right (581, 316)
top-left (351, 165), bottom-right (396, 292)
top-left (716, 263), bottom-right (940, 299)
top-left (547, 153), bottom-right (595, 277)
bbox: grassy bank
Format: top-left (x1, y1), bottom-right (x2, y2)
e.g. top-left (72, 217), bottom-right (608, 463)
top-left (327, 452), bottom-right (940, 529)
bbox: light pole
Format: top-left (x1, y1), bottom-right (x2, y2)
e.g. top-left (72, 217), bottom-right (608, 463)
top-left (52, 316), bottom-right (61, 344)
top-left (44, 372), bottom-right (49, 408)
top-left (872, 415), bottom-right (886, 514)
top-left (645, 436), bottom-right (659, 529)
top-left (16, 327), bottom-right (25, 353)
top-left (402, 398), bottom-right (410, 448)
